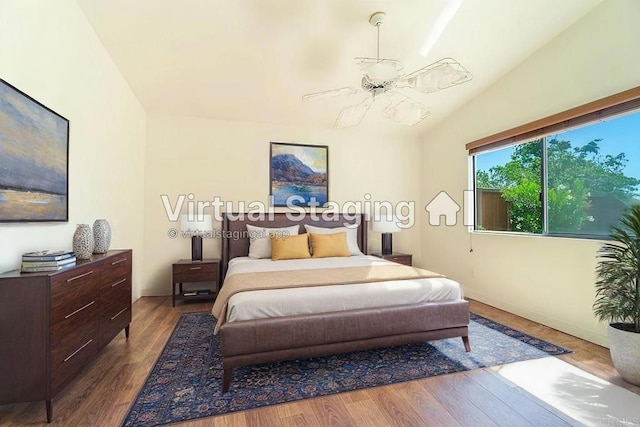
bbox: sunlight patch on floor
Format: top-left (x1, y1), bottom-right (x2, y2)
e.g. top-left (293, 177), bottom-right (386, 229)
top-left (495, 357), bottom-right (640, 427)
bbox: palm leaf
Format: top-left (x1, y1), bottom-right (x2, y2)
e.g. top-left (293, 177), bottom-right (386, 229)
top-left (594, 205), bottom-right (640, 333)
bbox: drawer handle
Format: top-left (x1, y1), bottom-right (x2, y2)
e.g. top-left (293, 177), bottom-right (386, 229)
top-left (66, 271), bottom-right (93, 282)
top-left (111, 307), bottom-right (128, 321)
top-left (112, 258), bottom-right (127, 265)
top-left (64, 339), bottom-right (93, 362)
top-left (189, 267), bottom-right (202, 270)
top-left (64, 300), bottom-right (96, 319)
top-left (111, 278), bottom-right (127, 288)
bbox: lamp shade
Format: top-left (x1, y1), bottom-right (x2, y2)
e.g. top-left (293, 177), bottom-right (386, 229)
top-left (371, 215), bottom-right (401, 233)
top-left (180, 214), bottom-right (212, 234)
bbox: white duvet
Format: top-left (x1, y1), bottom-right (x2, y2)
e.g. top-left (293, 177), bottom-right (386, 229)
top-left (225, 255), bottom-right (463, 322)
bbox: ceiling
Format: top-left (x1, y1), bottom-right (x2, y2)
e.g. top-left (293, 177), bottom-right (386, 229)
top-left (77, 0), bottom-right (602, 136)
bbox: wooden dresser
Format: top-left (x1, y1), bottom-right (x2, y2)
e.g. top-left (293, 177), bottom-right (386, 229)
top-left (0, 249), bottom-right (132, 422)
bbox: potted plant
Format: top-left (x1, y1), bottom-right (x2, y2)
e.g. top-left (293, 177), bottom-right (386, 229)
top-left (594, 204), bottom-right (640, 386)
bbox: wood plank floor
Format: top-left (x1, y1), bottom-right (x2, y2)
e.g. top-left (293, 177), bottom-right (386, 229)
top-left (0, 297), bottom-right (638, 426)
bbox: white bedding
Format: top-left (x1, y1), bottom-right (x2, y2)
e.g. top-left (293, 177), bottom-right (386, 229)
top-left (225, 255), bottom-right (463, 322)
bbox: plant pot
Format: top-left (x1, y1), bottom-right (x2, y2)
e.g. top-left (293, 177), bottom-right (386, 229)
top-left (608, 323), bottom-right (640, 386)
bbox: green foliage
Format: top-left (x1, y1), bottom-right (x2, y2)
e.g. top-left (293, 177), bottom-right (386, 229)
top-left (477, 141), bottom-right (543, 232)
top-left (476, 137), bottom-right (640, 233)
top-left (547, 138), bottom-right (638, 203)
top-left (594, 205), bottom-right (640, 332)
top-left (501, 177), bottom-right (542, 233)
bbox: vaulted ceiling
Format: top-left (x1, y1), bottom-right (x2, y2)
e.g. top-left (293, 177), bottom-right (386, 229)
top-left (78, 0), bottom-right (602, 135)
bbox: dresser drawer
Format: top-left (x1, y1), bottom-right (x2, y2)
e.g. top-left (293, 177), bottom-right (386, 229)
top-left (51, 264), bottom-right (98, 297)
top-left (51, 320), bottom-right (99, 394)
top-left (100, 297), bottom-right (130, 347)
top-left (101, 276), bottom-right (131, 300)
top-left (101, 286), bottom-right (131, 319)
top-left (51, 268), bottom-right (99, 325)
top-left (173, 262), bottom-right (218, 283)
top-left (100, 252), bottom-right (132, 289)
top-left (51, 295), bottom-right (99, 346)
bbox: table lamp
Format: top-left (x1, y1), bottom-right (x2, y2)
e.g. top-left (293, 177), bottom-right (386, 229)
top-left (371, 215), bottom-right (401, 255)
top-left (180, 214), bottom-right (212, 261)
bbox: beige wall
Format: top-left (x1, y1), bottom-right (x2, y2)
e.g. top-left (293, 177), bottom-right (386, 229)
top-left (0, 1), bottom-right (147, 298)
top-left (419, 0), bottom-right (640, 346)
top-left (141, 115), bottom-right (421, 295)
top-left (3, 0), bottom-right (635, 346)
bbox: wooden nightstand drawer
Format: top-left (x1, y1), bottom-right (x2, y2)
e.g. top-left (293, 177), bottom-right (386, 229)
top-left (173, 262), bottom-right (218, 283)
top-left (371, 253), bottom-right (412, 266)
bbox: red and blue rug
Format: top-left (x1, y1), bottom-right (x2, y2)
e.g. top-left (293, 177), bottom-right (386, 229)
top-left (122, 311), bottom-right (570, 426)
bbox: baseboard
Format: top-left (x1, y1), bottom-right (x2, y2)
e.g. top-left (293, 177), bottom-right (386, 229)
top-left (140, 289), bottom-right (171, 297)
top-left (465, 290), bottom-right (609, 348)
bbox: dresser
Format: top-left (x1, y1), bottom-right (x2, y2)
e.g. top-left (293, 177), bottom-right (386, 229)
top-left (0, 249), bottom-right (132, 422)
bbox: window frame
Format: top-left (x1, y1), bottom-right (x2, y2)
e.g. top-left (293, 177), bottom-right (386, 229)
top-left (468, 86), bottom-right (640, 239)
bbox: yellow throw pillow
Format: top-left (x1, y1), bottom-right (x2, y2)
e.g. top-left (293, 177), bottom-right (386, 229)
top-left (270, 233), bottom-right (311, 261)
top-left (309, 232), bottom-right (350, 258)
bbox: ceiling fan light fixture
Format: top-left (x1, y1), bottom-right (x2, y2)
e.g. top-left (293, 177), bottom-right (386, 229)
top-left (356, 58), bottom-right (404, 82)
top-left (302, 12), bottom-right (472, 129)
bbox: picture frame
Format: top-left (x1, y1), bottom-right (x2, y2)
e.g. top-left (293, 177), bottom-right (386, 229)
top-left (0, 79), bottom-right (69, 222)
top-left (270, 142), bottom-right (328, 207)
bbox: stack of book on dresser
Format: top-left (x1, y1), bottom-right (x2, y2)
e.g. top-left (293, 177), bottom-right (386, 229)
top-left (21, 250), bottom-right (76, 273)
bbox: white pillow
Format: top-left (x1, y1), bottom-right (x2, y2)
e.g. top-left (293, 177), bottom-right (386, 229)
top-left (304, 223), bottom-right (363, 256)
top-left (246, 224), bottom-right (299, 259)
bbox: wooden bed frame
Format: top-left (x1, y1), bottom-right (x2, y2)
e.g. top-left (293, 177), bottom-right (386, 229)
top-left (218, 212), bottom-right (470, 391)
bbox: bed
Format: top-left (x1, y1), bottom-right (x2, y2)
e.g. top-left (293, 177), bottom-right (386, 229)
top-left (215, 213), bottom-right (470, 391)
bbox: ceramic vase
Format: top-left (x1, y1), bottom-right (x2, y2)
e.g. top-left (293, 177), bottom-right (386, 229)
top-left (93, 219), bottom-right (112, 254)
top-left (73, 224), bottom-right (94, 259)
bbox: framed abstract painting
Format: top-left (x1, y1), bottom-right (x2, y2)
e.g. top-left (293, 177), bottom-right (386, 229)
top-left (270, 142), bottom-right (328, 207)
top-left (0, 79), bottom-right (69, 222)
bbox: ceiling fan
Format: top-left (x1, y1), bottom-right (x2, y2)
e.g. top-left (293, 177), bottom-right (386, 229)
top-left (302, 11), bottom-right (472, 129)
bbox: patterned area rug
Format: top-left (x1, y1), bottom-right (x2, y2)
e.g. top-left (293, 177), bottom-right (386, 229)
top-left (123, 311), bottom-right (570, 426)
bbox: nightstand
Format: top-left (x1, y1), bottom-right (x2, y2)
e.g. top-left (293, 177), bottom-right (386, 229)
top-left (371, 252), bottom-right (412, 266)
top-left (172, 258), bottom-right (220, 306)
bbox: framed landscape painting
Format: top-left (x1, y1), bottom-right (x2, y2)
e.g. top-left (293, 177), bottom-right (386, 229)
top-left (0, 79), bottom-right (69, 222)
top-left (270, 142), bottom-right (328, 207)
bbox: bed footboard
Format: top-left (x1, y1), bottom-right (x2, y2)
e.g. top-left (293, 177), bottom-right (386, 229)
top-left (219, 299), bottom-right (470, 391)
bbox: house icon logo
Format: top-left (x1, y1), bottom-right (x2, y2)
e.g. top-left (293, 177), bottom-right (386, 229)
top-left (425, 191), bottom-right (460, 226)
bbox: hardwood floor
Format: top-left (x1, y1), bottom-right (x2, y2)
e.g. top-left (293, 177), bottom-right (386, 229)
top-left (0, 297), bottom-right (637, 426)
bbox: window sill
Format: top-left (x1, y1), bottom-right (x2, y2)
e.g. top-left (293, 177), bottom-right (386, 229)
top-left (470, 229), bottom-right (609, 242)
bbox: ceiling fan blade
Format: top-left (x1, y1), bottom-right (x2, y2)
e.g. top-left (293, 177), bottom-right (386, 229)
top-left (302, 87), bottom-right (359, 101)
top-left (334, 95), bottom-right (374, 129)
top-left (401, 57), bottom-right (472, 94)
top-left (355, 57), bottom-right (404, 81)
top-left (382, 91), bottom-right (430, 126)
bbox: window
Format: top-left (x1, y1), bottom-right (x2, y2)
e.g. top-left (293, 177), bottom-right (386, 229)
top-left (470, 88), bottom-right (640, 238)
